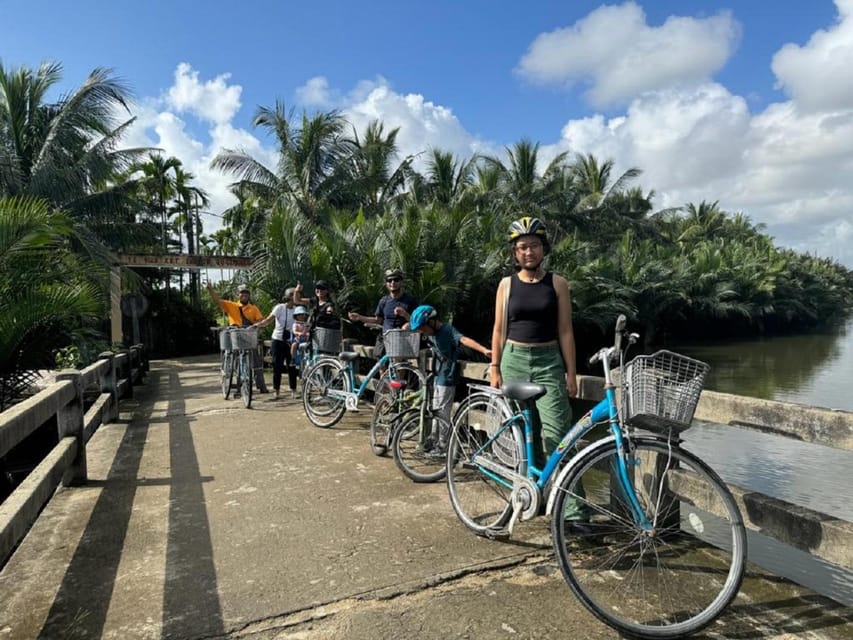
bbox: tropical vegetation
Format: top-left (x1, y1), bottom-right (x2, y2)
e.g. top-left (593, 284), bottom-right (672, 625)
top-left (2, 59), bottom-right (852, 408)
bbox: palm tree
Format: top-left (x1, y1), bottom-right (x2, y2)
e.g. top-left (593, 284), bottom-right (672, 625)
top-left (0, 197), bottom-right (103, 408)
top-left (211, 102), bottom-right (354, 222)
top-left (132, 153), bottom-right (181, 253)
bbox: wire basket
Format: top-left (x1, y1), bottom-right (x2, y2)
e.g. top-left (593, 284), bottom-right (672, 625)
top-left (384, 329), bottom-right (421, 358)
top-left (230, 328), bottom-right (258, 350)
top-left (312, 327), bottom-right (342, 354)
top-left (623, 350), bottom-right (710, 432)
top-left (218, 328), bottom-right (231, 351)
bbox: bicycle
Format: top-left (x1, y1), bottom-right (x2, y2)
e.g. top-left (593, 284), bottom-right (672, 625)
top-left (302, 328), bottom-right (426, 429)
top-left (446, 315), bottom-right (746, 639)
top-left (368, 328), bottom-right (427, 455)
top-left (229, 327), bottom-right (259, 409)
top-left (295, 325), bottom-right (342, 387)
top-left (390, 342), bottom-right (452, 482)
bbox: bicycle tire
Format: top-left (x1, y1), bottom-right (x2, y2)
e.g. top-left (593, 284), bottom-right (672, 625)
top-left (393, 411), bottom-right (450, 483)
top-left (240, 352), bottom-right (253, 409)
top-left (369, 363), bottom-right (425, 456)
top-left (551, 436), bottom-right (746, 639)
top-left (446, 392), bottom-right (522, 535)
top-left (220, 351), bottom-right (233, 400)
top-left (302, 359), bottom-right (349, 428)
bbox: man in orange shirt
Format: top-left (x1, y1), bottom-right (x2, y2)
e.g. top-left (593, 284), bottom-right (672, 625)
top-left (207, 282), bottom-right (268, 392)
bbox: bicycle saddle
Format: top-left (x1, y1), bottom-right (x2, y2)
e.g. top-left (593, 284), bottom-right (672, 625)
top-left (338, 351), bottom-right (359, 362)
top-left (501, 382), bottom-right (547, 402)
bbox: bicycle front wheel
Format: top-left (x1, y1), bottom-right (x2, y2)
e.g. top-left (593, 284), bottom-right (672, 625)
top-left (393, 412), bottom-right (450, 483)
top-left (446, 392), bottom-right (522, 535)
top-left (302, 359), bottom-right (349, 428)
top-left (220, 351), bottom-right (233, 400)
top-left (551, 437), bottom-right (746, 639)
top-left (369, 363), bottom-right (425, 456)
top-left (239, 352), bottom-right (253, 409)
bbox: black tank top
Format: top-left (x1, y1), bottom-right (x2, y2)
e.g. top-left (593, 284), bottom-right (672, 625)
top-left (506, 272), bottom-right (559, 343)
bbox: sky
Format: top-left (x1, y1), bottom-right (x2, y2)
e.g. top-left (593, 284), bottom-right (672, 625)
top-left (3, 0), bottom-right (853, 267)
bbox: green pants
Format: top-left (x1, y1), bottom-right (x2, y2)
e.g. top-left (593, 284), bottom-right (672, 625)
top-left (500, 342), bottom-right (586, 520)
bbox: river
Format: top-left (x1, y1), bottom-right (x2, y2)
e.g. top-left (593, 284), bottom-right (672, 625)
top-left (674, 315), bottom-right (853, 412)
top-left (670, 315), bottom-right (853, 605)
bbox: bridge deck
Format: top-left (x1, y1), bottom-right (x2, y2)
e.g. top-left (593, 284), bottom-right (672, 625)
top-left (0, 355), bottom-right (850, 639)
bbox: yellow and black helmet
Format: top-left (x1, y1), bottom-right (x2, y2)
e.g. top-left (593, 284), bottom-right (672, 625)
top-left (508, 217), bottom-right (550, 252)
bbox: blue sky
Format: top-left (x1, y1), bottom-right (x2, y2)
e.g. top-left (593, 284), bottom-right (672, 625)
top-left (3, 0), bottom-right (853, 266)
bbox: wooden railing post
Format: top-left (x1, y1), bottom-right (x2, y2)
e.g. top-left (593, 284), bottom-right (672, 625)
top-left (98, 351), bottom-right (118, 421)
top-left (55, 370), bottom-right (87, 486)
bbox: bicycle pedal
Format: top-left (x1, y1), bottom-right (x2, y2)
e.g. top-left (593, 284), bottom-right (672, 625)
top-left (483, 527), bottom-right (510, 540)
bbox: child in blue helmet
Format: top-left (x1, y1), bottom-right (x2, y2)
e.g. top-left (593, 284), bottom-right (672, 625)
top-left (409, 305), bottom-right (492, 450)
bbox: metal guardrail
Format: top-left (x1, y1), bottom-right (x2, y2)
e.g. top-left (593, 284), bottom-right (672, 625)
top-left (0, 345), bottom-right (146, 566)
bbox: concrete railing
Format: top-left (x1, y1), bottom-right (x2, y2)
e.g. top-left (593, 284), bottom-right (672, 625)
top-left (0, 344), bottom-right (146, 566)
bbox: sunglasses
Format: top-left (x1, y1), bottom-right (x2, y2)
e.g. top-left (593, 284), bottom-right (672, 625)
top-left (386, 277), bottom-right (402, 283)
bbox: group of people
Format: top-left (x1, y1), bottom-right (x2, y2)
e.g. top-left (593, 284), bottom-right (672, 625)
top-left (208, 217), bottom-right (584, 525)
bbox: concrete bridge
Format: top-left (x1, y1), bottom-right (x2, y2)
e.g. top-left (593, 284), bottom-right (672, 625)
top-left (0, 354), bottom-right (851, 639)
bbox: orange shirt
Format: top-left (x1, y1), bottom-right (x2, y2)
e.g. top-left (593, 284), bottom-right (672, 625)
top-left (217, 299), bottom-right (264, 326)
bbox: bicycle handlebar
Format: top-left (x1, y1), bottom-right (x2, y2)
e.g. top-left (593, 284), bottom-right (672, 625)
top-left (588, 314), bottom-right (639, 375)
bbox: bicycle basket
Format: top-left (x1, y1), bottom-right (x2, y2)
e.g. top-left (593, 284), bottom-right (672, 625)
top-left (218, 329), bottom-right (231, 351)
top-left (230, 328), bottom-right (258, 350)
top-left (312, 327), bottom-right (342, 354)
top-left (623, 350), bottom-right (710, 432)
top-left (384, 329), bottom-right (421, 358)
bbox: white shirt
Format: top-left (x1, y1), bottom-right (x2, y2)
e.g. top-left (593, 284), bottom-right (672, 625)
top-left (270, 303), bottom-right (295, 341)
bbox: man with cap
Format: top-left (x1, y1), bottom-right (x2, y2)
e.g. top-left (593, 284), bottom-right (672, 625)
top-left (348, 268), bottom-right (419, 358)
top-left (207, 282), bottom-right (269, 393)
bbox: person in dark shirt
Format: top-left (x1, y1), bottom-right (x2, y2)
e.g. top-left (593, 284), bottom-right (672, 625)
top-left (489, 217), bottom-right (587, 528)
top-left (348, 268), bottom-right (419, 358)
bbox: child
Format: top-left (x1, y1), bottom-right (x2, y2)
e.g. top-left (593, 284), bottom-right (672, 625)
top-left (290, 306), bottom-right (310, 362)
top-left (408, 304), bottom-right (492, 451)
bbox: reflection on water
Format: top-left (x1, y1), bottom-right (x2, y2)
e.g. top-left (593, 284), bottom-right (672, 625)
top-left (682, 422), bottom-right (853, 604)
top-left (675, 316), bottom-right (853, 412)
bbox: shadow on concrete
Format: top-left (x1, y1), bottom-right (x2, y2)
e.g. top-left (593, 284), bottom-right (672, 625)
top-left (696, 593), bottom-right (853, 639)
top-left (36, 369), bottom-right (226, 640)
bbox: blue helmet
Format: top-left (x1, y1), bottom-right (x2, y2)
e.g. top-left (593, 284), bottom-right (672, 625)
top-left (410, 304), bottom-right (437, 330)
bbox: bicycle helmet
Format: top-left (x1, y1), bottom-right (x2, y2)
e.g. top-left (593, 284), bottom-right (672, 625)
top-left (507, 216), bottom-right (550, 254)
top-left (293, 305), bottom-right (308, 317)
top-left (410, 304), bottom-right (437, 330)
top-left (283, 287), bottom-right (295, 301)
top-left (237, 283), bottom-right (251, 293)
top-left (314, 280), bottom-right (331, 290)
top-left (384, 268), bottom-right (404, 280)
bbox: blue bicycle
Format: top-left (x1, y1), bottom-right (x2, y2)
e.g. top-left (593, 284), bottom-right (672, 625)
top-left (446, 315), bottom-right (746, 639)
top-left (302, 329), bottom-right (425, 429)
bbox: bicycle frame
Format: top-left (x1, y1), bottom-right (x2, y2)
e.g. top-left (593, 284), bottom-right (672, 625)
top-left (471, 371), bottom-right (652, 531)
top-left (324, 354), bottom-right (391, 410)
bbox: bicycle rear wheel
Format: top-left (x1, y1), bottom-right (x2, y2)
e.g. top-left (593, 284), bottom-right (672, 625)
top-left (239, 352), bottom-right (253, 409)
top-left (220, 350), bottom-right (233, 400)
top-left (393, 412), bottom-right (450, 483)
top-left (551, 437), bottom-right (746, 639)
top-left (369, 363), bottom-right (425, 455)
top-left (446, 392), bottom-right (522, 535)
top-left (302, 359), bottom-right (349, 427)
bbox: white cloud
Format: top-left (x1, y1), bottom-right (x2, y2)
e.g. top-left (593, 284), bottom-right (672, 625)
top-left (341, 79), bottom-right (495, 169)
top-left (771, 0), bottom-right (853, 113)
top-left (166, 62), bottom-right (242, 124)
top-left (296, 76), bottom-right (332, 107)
top-left (516, 1), bottom-right (740, 107)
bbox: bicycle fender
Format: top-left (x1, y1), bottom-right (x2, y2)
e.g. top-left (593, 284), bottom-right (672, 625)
top-left (544, 433), bottom-right (672, 516)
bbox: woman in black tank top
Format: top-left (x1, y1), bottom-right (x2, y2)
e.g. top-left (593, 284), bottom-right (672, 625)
top-left (489, 219), bottom-right (581, 522)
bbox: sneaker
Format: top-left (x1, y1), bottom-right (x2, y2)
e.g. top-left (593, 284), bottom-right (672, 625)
top-left (564, 519), bottom-right (596, 537)
top-left (273, 390), bottom-right (280, 399)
